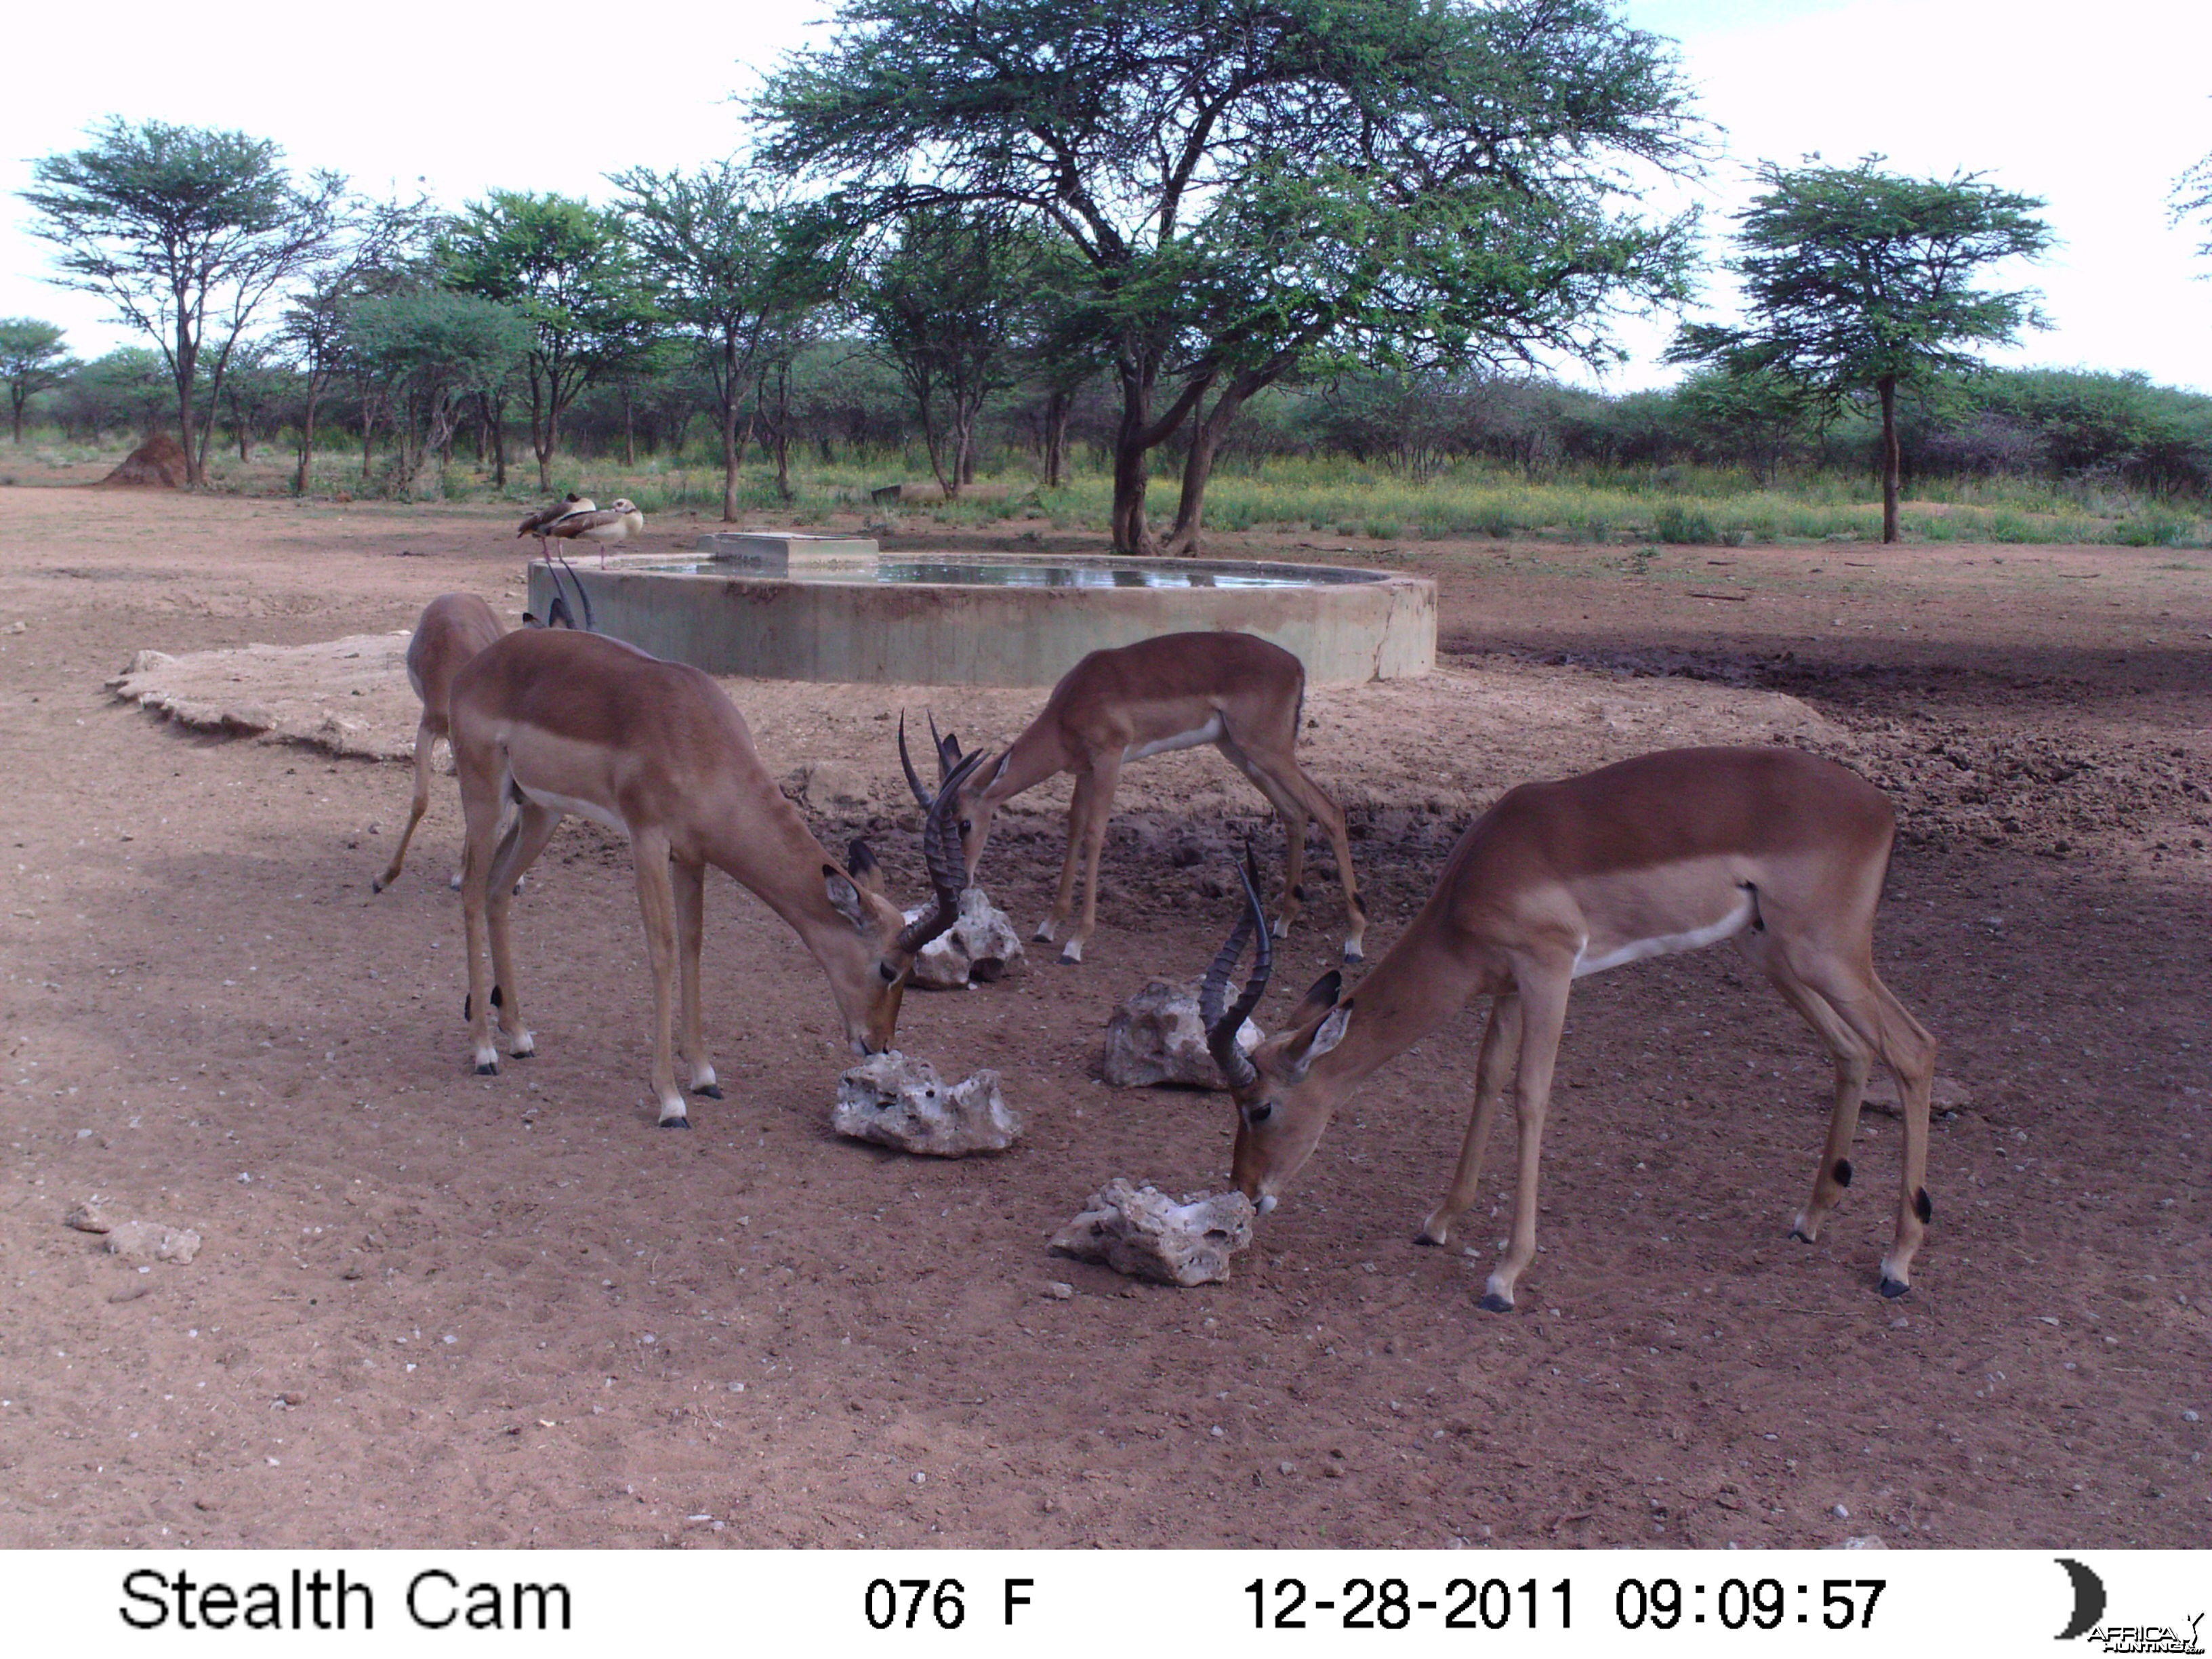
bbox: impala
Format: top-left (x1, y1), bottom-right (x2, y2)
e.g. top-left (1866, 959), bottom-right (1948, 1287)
top-left (447, 626), bottom-right (983, 1127)
top-left (1198, 745), bottom-right (1939, 1307)
top-left (373, 592), bottom-right (506, 894)
top-left (913, 631), bottom-right (1366, 966)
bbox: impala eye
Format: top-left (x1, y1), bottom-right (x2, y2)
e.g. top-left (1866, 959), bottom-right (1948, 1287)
top-left (959, 819), bottom-right (972, 834)
top-left (878, 961), bottom-right (899, 983)
top-left (1246, 1102), bottom-right (1275, 1126)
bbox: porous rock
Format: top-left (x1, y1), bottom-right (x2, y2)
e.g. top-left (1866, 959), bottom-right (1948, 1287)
top-left (63, 1199), bottom-right (114, 1234)
top-left (1048, 1179), bottom-right (1255, 1286)
top-left (903, 887), bottom-right (1025, 990)
top-left (833, 1052), bottom-right (1021, 1156)
top-left (104, 1221), bottom-right (201, 1265)
top-left (1101, 981), bottom-right (1261, 1089)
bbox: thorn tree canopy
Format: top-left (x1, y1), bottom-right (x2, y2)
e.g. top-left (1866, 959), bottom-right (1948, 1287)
top-left (1667, 156), bottom-right (2051, 544)
top-left (757, 0), bottom-right (1707, 553)
top-left (0, 319), bottom-right (80, 444)
top-left (20, 118), bottom-right (347, 485)
top-left (439, 191), bottom-right (656, 492)
top-left (608, 163), bottom-right (797, 522)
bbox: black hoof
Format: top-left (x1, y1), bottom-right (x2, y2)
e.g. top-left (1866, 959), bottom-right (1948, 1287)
top-left (1878, 1275), bottom-right (1910, 1299)
top-left (474, 1061), bottom-right (498, 1077)
top-left (1789, 1225), bottom-right (1814, 1244)
top-left (1343, 946), bottom-right (1365, 965)
top-left (1413, 1231), bottom-right (1442, 1248)
top-left (1477, 1292), bottom-right (1514, 1315)
top-left (371, 878), bottom-right (386, 894)
top-left (693, 1083), bottom-right (724, 1100)
top-left (507, 1048), bottom-right (532, 1061)
top-left (658, 1117), bottom-right (692, 1130)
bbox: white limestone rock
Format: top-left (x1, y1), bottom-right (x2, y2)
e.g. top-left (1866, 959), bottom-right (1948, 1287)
top-left (833, 1052), bottom-right (1021, 1156)
top-left (903, 886), bottom-right (1026, 990)
top-left (104, 1221), bottom-right (201, 1265)
top-left (1048, 1179), bottom-right (1255, 1287)
top-left (1101, 980), bottom-right (1261, 1088)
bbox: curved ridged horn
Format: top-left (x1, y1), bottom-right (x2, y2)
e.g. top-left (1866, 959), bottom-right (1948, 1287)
top-left (895, 745), bottom-right (989, 957)
top-left (897, 711), bottom-right (935, 809)
top-left (1202, 844), bottom-right (1272, 1091)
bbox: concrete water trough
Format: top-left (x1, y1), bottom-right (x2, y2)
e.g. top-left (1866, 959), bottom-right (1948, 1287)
top-left (525, 535), bottom-right (1435, 687)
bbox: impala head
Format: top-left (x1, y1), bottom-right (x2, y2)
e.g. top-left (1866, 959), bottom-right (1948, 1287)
top-left (1203, 853), bottom-right (1355, 1212)
top-left (897, 711), bottom-right (1008, 884)
top-left (823, 744), bottom-right (989, 1053)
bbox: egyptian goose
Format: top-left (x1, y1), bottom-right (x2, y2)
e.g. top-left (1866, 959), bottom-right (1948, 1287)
top-left (544, 498), bottom-right (644, 566)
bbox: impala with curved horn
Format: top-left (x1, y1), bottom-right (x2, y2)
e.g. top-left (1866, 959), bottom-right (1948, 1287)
top-left (448, 627), bottom-right (984, 1127)
top-left (899, 632), bottom-right (1366, 966)
top-left (1198, 745), bottom-right (1940, 1307)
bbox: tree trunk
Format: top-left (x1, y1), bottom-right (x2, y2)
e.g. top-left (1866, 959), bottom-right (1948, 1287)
top-left (720, 341), bottom-right (741, 523)
top-left (621, 385), bottom-right (636, 467)
top-left (10, 392), bottom-right (24, 445)
top-left (1043, 389), bottom-right (1069, 489)
top-left (174, 328), bottom-right (202, 488)
top-left (294, 381), bottom-right (321, 495)
top-left (485, 392), bottom-right (508, 490)
top-left (1879, 375), bottom-right (1900, 545)
top-left (771, 365), bottom-right (793, 504)
top-left (1109, 357), bottom-right (1155, 554)
top-left (1162, 382), bottom-right (1252, 556)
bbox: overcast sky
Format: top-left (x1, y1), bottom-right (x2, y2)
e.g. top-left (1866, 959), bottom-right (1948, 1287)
top-left (2, 0), bottom-right (2207, 392)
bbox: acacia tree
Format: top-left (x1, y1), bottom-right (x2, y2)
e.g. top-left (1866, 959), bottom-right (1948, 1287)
top-left (20, 119), bottom-right (346, 485)
top-left (0, 319), bottom-right (79, 443)
top-left (853, 209), bottom-right (1040, 495)
top-left (342, 291), bottom-right (532, 498)
top-left (1668, 157), bottom-right (2050, 543)
top-left (760, 0), bottom-right (1703, 553)
top-left (2173, 145), bottom-right (2212, 264)
top-left (279, 195), bottom-right (432, 494)
top-left (609, 163), bottom-right (792, 520)
top-left (440, 192), bottom-right (653, 491)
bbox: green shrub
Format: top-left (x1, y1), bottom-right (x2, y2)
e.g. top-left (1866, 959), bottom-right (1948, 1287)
top-left (1654, 502), bottom-right (1718, 544)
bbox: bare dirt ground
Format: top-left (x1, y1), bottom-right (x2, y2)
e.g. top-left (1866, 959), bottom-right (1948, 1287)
top-left (1, 483), bottom-right (2207, 1551)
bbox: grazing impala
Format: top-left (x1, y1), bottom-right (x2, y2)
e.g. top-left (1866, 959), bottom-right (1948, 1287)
top-left (373, 593), bottom-right (506, 894)
top-left (914, 631), bottom-right (1366, 966)
top-left (447, 627), bottom-right (983, 1127)
top-left (1198, 746), bottom-right (1939, 1307)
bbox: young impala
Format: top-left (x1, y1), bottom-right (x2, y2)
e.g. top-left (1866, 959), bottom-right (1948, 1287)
top-left (914, 630), bottom-right (1366, 966)
top-left (373, 592), bottom-right (506, 894)
top-left (1197, 745), bottom-right (1939, 1307)
top-left (447, 626), bottom-right (982, 1127)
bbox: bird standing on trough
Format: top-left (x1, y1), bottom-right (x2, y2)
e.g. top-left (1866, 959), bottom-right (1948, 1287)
top-left (544, 498), bottom-right (644, 567)
top-left (516, 493), bottom-right (592, 556)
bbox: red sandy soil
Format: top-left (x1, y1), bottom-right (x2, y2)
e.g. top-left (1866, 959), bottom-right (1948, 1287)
top-left (0, 483), bottom-right (2207, 1549)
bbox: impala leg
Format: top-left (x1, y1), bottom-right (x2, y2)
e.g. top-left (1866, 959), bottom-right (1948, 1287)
top-left (483, 800), bottom-right (559, 1059)
top-left (375, 718), bottom-right (438, 893)
top-left (1418, 994), bottom-right (1522, 1247)
top-left (1741, 931), bottom-right (1875, 1246)
top-left (1063, 752), bottom-right (1122, 964)
top-left (1229, 739), bottom-right (1366, 963)
top-left (456, 763), bottom-right (506, 1078)
top-left (1035, 771), bottom-right (1097, 947)
top-left (1788, 944), bottom-right (1938, 1295)
top-left (1479, 970), bottom-right (1571, 1313)
top-left (672, 857), bottom-right (720, 1099)
top-left (630, 829), bottom-right (689, 1128)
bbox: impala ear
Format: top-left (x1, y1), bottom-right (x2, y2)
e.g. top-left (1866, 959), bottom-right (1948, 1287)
top-left (1285, 1001), bottom-right (1353, 1080)
top-left (1294, 970), bottom-right (1343, 1019)
top-left (823, 863), bottom-right (870, 930)
top-left (846, 838), bottom-right (886, 895)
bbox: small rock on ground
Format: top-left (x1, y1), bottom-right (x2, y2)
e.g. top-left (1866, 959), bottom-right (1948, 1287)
top-left (1102, 980), bottom-right (1261, 1089)
top-left (104, 1221), bottom-right (201, 1265)
top-left (832, 1052), bottom-right (1021, 1156)
top-left (1049, 1179), bottom-right (1255, 1286)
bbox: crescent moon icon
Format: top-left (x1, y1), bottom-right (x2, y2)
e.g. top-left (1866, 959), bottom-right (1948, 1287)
top-left (2055, 1557), bottom-right (2106, 1641)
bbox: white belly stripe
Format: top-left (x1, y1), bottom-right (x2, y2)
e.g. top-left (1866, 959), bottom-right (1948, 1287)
top-left (1572, 893), bottom-right (1755, 978)
top-left (1124, 714), bottom-right (1223, 764)
top-left (518, 783), bottom-right (629, 838)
